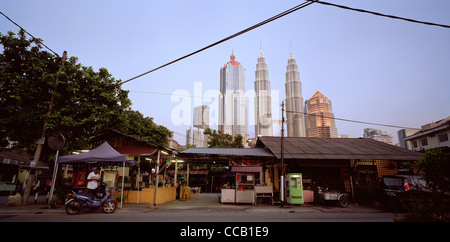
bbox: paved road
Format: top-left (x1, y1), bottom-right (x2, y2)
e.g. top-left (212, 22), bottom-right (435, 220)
top-left (0, 209), bottom-right (393, 222)
top-left (1, 193), bottom-right (394, 222)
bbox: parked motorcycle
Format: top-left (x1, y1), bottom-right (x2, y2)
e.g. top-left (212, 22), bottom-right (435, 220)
top-left (65, 182), bottom-right (116, 215)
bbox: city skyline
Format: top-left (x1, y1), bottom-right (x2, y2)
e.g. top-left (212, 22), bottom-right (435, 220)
top-left (2, 0), bottom-right (449, 145)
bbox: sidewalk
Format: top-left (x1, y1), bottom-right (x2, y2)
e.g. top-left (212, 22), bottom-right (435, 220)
top-left (0, 193), bottom-right (389, 215)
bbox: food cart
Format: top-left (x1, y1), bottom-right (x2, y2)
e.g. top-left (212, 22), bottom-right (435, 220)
top-left (235, 172), bottom-right (256, 204)
top-left (233, 166), bottom-right (263, 205)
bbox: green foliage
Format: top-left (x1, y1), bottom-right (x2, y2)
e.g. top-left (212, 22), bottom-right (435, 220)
top-left (117, 110), bottom-right (172, 147)
top-left (416, 147), bottom-right (450, 193)
top-left (0, 30), bottom-right (171, 157)
top-left (203, 128), bottom-right (244, 148)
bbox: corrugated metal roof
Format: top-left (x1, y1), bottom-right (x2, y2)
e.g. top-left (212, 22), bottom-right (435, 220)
top-left (257, 137), bottom-right (421, 161)
top-left (180, 148), bottom-right (273, 157)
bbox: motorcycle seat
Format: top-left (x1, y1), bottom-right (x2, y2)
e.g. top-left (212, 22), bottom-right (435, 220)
top-left (77, 193), bottom-right (94, 199)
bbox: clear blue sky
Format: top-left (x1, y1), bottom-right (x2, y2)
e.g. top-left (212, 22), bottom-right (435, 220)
top-left (2, 0), bottom-right (449, 145)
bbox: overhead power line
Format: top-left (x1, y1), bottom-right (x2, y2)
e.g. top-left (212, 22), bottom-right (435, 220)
top-left (0, 11), bottom-right (60, 57)
top-left (118, 1), bottom-right (314, 85)
top-left (132, 89), bottom-right (417, 130)
top-left (285, 110), bottom-right (417, 130)
top-left (310, 0), bottom-right (450, 29)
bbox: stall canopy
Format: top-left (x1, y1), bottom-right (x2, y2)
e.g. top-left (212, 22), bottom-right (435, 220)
top-left (58, 142), bottom-right (137, 166)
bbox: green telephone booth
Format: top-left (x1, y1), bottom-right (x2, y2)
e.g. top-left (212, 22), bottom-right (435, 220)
top-left (287, 173), bottom-right (304, 205)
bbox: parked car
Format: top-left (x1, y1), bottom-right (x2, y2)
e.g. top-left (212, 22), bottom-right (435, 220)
top-left (377, 175), bottom-right (415, 211)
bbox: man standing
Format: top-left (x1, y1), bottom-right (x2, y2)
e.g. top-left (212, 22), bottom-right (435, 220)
top-left (87, 168), bottom-right (100, 196)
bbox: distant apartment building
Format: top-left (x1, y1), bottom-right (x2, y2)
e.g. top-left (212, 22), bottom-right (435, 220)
top-left (305, 91), bottom-right (338, 138)
top-left (363, 128), bottom-right (393, 145)
top-left (186, 127), bottom-right (208, 148)
top-left (339, 134), bottom-right (352, 138)
top-left (398, 128), bottom-right (421, 150)
top-left (186, 105), bottom-right (210, 148)
top-left (404, 116), bottom-right (450, 152)
top-left (193, 105), bottom-right (209, 129)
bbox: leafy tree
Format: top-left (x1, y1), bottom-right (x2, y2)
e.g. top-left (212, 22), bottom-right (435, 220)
top-left (417, 147), bottom-right (450, 194)
top-left (413, 147), bottom-right (450, 220)
top-left (203, 128), bottom-right (244, 148)
top-left (0, 30), bottom-right (171, 158)
top-left (118, 110), bottom-right (172, 147)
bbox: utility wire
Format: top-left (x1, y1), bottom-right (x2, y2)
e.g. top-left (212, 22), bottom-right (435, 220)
top-left (0, 11), bottom-right (60, 57)
top-left (130, 90), bottom-right (210, 99)
top-left (118, 1), bottom-right (314, 86)
top-left (310, 0), bottom-right (450, 29)
top-left (131, 89), bottom-right (417, 130)
top-left (285, 110), bottom-right (417, 130)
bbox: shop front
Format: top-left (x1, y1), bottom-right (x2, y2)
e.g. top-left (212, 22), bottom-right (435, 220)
top-left (256, 136), bottom-right (421, 204)
top-left (90, 130), bottom-right (178, 205)
top-left (179, 148), bottom-right (275, 205)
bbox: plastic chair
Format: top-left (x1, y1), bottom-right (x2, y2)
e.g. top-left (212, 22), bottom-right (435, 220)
top-left (182, 186), bottom-right (191, 200)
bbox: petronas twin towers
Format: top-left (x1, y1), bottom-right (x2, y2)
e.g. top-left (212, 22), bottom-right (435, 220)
top-left (220, 45), bottom-right (331, 139)
top-left (254, 47), bottom-right (306, 137)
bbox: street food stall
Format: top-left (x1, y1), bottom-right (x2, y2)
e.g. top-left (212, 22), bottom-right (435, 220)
top-left (235, 171), bottom-right (256, 204)
top-left (222, 166), bottom-right (262, 205)
top-left (57, 142), bottom-right (138, 207)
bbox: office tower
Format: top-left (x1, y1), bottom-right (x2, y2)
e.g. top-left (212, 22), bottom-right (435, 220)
top-left (186, 127), bottom-right (208, 148)
top-left (285, 50), bottom-right (306, 137)
top-left (218, 51), bottom-right (248, 140)
top-left (398, 128), bottom-right (420, 149)
top-left (305, 91), bottom-right (338, 138)
top-left (254, 47), bottom-right (273, 137)
top-left (364, 128), bottom-right (393, 145)
top-left (193, 105), bottom-right (210, 129)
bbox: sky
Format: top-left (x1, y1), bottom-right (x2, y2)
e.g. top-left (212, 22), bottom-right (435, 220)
top-left (1, 0), bottom-right (450, 145)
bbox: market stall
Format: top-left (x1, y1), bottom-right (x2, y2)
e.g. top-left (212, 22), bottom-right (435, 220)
top-left (56, 142), bottom-right (138, 207)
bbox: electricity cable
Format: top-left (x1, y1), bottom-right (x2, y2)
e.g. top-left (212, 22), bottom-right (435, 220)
top-left (129, 90), bottom-right (418, 130)
top-left (285, 110), bottom-right (417, 130)
top-left (117, 1), bottom-right (314, 86)
top-left (310, 0), bottom-right (450, 29)
top-left (0, 11), bottom-right (60, 57)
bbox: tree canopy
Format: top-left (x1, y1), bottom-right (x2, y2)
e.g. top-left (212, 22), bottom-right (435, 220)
top-left (203, 128), bottom-right (244, 148)
top-left (0, 30), bottom-right (171, 158)
top-left (417, 147), bottom-right (450, 194)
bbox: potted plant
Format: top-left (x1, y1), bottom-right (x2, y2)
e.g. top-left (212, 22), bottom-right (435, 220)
top-left (48, 197), bottom-right (57, 209)
top-left (115, 195), bottom-right (124, 208)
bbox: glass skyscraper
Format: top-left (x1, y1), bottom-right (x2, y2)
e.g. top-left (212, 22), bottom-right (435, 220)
top-left (254, 47), bottom-right (273, 137)
top-left (285, 50), bottom-right (306, 137)
top-left (218, 51), bottom-right (248, 140)
top-left (305, 91), bottom-right (338, 138)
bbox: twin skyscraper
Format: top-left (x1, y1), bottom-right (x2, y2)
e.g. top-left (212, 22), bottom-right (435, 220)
top-left (218, 46), bottom-right (337, 140)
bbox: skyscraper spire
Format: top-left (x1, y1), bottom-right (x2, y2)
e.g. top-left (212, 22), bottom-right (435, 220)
top-left (289, 41), bottom-right (294, 59)
top-left (259, 41), bottom-right (264, 57)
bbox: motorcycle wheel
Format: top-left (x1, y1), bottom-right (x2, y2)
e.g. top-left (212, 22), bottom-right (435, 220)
top-left (65, 200), bottom-right (81, 215)
top-left (102, 200), bottom-right (116, 213)
top-left (338, 195), bottom-right (349, 208)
